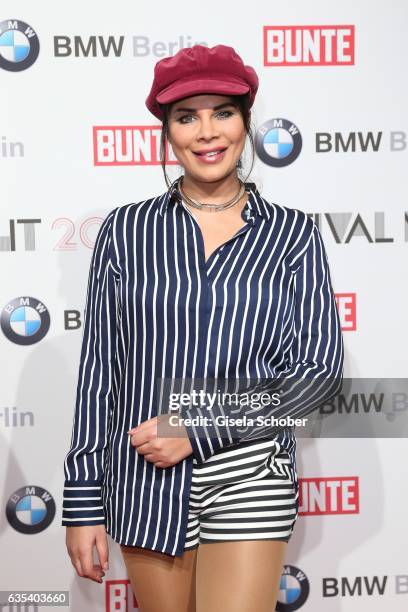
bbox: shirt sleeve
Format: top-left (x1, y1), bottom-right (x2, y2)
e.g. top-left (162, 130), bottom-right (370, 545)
top-left (183, 222), bottom-right (344, 464)
top-left (61, 208), bottom-right (120, 526)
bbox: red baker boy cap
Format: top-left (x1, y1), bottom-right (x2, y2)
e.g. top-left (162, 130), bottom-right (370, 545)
top-left (145, 44), bottom-right (259, 121)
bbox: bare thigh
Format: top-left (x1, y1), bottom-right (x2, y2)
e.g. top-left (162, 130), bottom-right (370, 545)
top-left (120, 545), bottom-right (197, 612)
top-left (195, 540), bottom-right (287, 612)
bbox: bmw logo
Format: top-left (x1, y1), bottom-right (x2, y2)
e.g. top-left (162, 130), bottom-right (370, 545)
top-left (255, 118), bottom-right (302, 167)
top-left (6, 486), bottom-right (56, 534)
top-left (276, 565), bottom-right (310, 611)
top-left (1, 296), bottom-right (50, 345)
top-left (0, 19), bottom-right (40, 72)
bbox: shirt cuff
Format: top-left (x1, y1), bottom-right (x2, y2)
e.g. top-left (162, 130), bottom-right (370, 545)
top-left (183, 403), bottom-right (236, 464)
top-left (61, 479), bottom-right (106, 526)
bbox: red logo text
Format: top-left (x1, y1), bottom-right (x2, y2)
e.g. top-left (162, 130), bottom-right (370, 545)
top-left (299, 477), bottom-right (359, 515)
top-left (335, 293), bottom-right (357, 331)
top-left (263, 25), bottom-right (355, 66)
top-left (93, 126), bottom-right (178, 166)
top-left (106, 579), bottom-right (139, 611)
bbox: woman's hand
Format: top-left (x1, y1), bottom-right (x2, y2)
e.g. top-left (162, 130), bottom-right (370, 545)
top-left (66, 524), bottom-right (109, 583)
top-left (128, 414), bottom-right (193, 468)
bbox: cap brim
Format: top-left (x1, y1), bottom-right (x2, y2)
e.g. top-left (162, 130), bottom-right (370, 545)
top-left (156, 77), bottom-right (249, 105)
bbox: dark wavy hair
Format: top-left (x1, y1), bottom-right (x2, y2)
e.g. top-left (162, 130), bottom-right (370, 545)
top-left (158, 94), bottom-right (256, 189)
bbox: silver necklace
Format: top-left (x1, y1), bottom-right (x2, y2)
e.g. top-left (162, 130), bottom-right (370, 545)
top-left (178, 176), bottom-right (246, 212)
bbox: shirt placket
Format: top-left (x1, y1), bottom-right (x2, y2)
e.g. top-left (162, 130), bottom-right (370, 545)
top-left (178, 195), bottom-right (257, 379)
top-left (180, 196), bottom-right (257, 271)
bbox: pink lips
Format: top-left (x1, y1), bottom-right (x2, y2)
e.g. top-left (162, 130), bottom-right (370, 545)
top-left (193, 148), bottom-right (227, 164)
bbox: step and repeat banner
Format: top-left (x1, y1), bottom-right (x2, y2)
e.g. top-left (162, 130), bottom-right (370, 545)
top-left (1, 1), bottom-right (407, 611)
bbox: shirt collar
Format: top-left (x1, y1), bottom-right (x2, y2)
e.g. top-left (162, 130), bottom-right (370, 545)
top-left (158, 178), bottom-right (272, 222)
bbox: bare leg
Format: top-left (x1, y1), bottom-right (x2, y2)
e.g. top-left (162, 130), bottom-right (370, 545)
top-left (195, 540), bottom-right (287, 612)
top-left (120, 545), bottom-right (197, 612)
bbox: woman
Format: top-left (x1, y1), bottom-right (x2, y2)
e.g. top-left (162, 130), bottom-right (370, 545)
top-left (63, 45), bottom-right (343, 612)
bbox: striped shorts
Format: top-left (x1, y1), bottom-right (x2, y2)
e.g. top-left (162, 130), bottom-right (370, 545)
top-left (183, 438), bottom-right (299, 551)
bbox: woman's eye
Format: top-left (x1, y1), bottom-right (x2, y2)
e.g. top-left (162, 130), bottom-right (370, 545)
top-left (177, 110), bottom-right (234, 124)
top-left (178, 114), bottom-right (195, 124)
top-left (217, 110), bottom-right (233, 119)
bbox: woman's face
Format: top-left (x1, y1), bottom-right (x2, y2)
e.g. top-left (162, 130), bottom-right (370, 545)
top-left (167, 94), bottom-right (247, 184)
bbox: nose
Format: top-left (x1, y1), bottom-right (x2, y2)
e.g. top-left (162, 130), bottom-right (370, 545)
top-left (196, 112), bottom-right (220, 141)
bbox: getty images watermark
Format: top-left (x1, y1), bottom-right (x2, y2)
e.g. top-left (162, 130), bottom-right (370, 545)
top-left (154, 377), bottom-right (408, 439)
top-left (154, 376), bottom-right (338, 441)
top-left (166, 389), bottom-right (308, 429)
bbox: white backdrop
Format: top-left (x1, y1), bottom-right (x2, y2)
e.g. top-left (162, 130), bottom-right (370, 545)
top-left (1, 1), bottom-right (407, 611)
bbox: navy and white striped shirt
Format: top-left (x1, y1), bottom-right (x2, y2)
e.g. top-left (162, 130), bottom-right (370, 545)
top-left (62, 180), bottom-right (344, 556)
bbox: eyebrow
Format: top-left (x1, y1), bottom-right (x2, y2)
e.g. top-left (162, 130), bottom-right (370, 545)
top-left (172, 102), bottom-right (237, 114)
